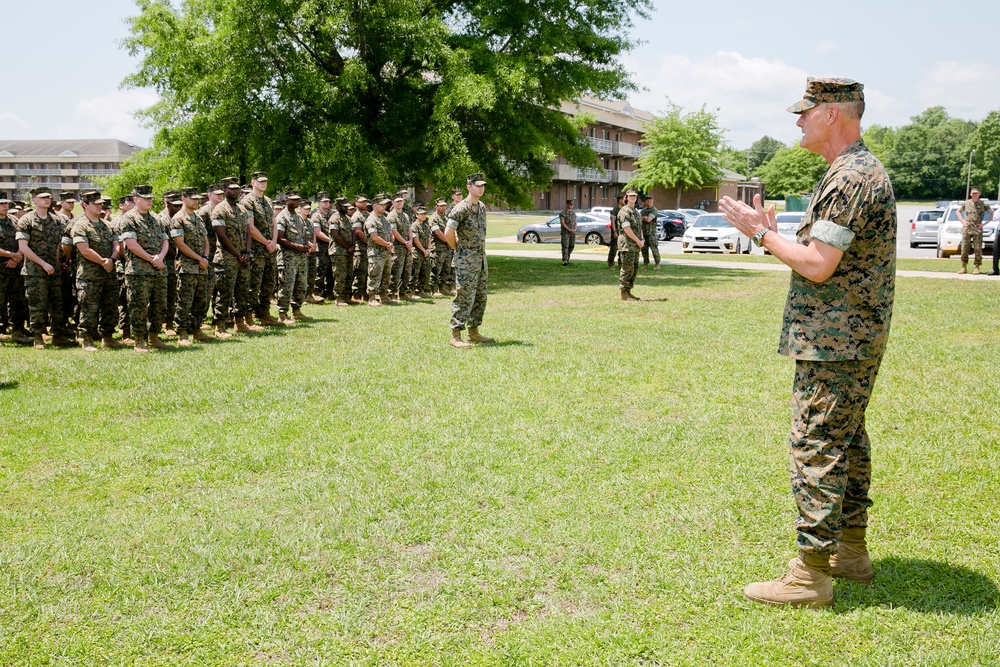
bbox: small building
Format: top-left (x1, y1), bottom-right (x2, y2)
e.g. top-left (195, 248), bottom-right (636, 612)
top-left (0, 139), bottom-right (143, 199)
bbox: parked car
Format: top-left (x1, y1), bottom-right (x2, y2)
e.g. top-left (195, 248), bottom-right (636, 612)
top-left (909, 208), bottom-right (944, 248)
top-left (659, 208), bottom-right (698, 230)
top-left (935, 200), bottom-right (951, 209)
top-left (517, 213), bottom-right (612, 245)
top-left (937, 203), bottom-right (997, 258)
top-left (589, 207), bottom-right (613, 217)
top-left (677, 208), bottom-right (704, 228)
top-left (656, 210), bottom-right (685, 240)
top-left (680, 213), bottom-right (751, 254)
top-left (762, 212), bottom-right (804, 255)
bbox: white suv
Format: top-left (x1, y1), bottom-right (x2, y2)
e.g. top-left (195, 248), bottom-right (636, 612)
top-left (937, 201), bottom-right (997, 258)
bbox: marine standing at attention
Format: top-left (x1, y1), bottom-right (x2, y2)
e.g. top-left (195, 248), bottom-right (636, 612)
top-left (720, 77), bottom-right (896, 608)
top-left (445, 173), bottom-right (494, 348)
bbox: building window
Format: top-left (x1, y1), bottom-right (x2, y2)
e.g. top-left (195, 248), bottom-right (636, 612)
top-left (616, 133), bottom-right (621, 142)
top-left (615, 160), bottom-right (621, 170)
top-left (600, 186), bottom-right (608, 199)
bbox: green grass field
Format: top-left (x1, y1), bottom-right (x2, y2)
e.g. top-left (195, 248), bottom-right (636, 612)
top-left (2, 257), bottom-right (998, 666)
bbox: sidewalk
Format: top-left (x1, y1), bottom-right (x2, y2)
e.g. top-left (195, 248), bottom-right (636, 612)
top-left (485, 247), bottom-right (999, 281)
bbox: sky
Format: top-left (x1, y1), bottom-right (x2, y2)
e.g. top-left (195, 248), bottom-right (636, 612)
top-left (2, 0), bottom-right (998, 150)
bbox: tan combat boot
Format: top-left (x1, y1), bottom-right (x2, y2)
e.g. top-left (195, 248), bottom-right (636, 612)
top-left (52, 334), bottom-right (78, 347)
top-left (33, 334), bottom-right (47, 349)
top-left (11, 327), bottom-right (32, 345)
top-left (368, 297), bottom-right (382, 307)
top-left (621, 289), bottom-right (630, 301)
top-left (958, 263), bottom-right (967, 274)
top-left (335, 297), bottom-right (349, 307)
top-left (134, 338), bottom-right (149, 353)
top-left (973, 266), bottom-right (981, 275)
top-left (235, 316), bottom-right (263, 333)
top-left (215, 322), bottom-right (233, 339)
top-left (626, 290), bottom-right (640, 301)
top-left (177, 330), bottom-right (192, 346)
top-left (743, 555), bottom-right (833, 609)
top-left (80, 334), bottom-right (99, 352)
top-left (449, 328), bottom-right (472, 349)
top-left (147, 333), bottom-right (168, 349)
top-left (257, 307), bottom-right (284, 327)
top-left (467, 327), bottom-right (495, 344)
top-left (830, 527), bottom-right (873, 584)
top-left (292, 308), bottom-right (313, 321)
top-left (102, 335), bottom-right (124, 350)
top-left (193, 328), bottom-right (213, 342)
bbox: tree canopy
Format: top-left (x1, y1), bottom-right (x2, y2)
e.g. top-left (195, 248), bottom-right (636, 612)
top-left (753, 144), bottom-right (828, 198)
top-left (627, 102), bottom-right (725, 208)
top-left (109, 0), bottom-right (650, 206)
top-left (882, 107), bottom-right (977, 200)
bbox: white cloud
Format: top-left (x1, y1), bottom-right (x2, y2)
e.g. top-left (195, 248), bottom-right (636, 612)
top-left (622, 50), bottom-right (811, 147)
top-left (0, 110), bottom-right (29, 130)
top-left (55, 89), bottom-right (158, 145)
top-left (915, 61), bottom-right (1000, 119)
top-left (623, 50), bottom-right (904, 147)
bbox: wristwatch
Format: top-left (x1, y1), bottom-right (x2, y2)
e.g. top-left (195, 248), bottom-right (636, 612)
top-left (752, 227), bottom-right (770, 247)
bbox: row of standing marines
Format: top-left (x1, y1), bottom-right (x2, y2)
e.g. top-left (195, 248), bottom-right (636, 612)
top-left (0, 172), bottom-right (495, 352)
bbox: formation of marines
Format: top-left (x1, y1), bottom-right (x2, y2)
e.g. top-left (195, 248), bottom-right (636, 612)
top-left (1, 171), bottom-right (495, 352)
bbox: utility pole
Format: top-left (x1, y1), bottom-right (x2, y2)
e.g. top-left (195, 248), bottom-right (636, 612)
top-left (966, 149), bottom-right (975, 200)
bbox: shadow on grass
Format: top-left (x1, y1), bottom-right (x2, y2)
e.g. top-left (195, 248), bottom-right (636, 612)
top-left (836, 557), bottom-right (1000, 615)
top-left (487, 256), bottom-right (758, 294)
top-left (477, 340), bottom-right (532, 348)
top-left (0, 380), bottom-right (18, 390)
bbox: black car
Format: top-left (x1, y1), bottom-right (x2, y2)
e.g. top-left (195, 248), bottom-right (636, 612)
top-left (656, 211), bottom-right (685, 241)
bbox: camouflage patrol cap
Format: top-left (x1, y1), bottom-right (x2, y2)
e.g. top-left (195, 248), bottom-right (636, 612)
top-left (373, 192), bottom-right (392, 206)
top-left (250, 171), bottom-right (267, 182)
top-left (334, 196), bottom-right (349, 206)
top-left (101, 197), bottom-right (113, 210)
top-left (624, 187), bottom-right (638, 196)
top-left (163, 190), bottom-right (182, 205)
top-left (451, 188), bottom-right (462, 195)
top-left (222, 177), bottom-right (240, 189)
top-left (30, 186), bottom-right (52, 198)
top-left (208, 183), bottom-right (225, 195)
top-left (285, 190), bottom-right (301, 200)
top-left (118, 194), bottom-right (133, 205)
top-left (60, 192), bottom-right (77, 202)
top-left (466, 173), bottom-right (486, 186)
top-left (787, 77), bottom-right (864, 114)
top-left (0, 193), bottom-right (12, 204)
top-left (79, 190), bottom-right (102, 205)
top-left (133, 184), bottom-right (154, 199)
top-left (181, 187), bottom-right (201, 199)
top-left (317, 191), bottom-right (331, 202)
top-left (414, 205), bottom-right (427, 215)
top-left (434, 197), bottom-right (447, 206)
top-left (347, 203), bottom-right (356, 211)
top-left (392, 193), bottom-right (405, 202)
top-left (355, 193), bottom-right (368, 203)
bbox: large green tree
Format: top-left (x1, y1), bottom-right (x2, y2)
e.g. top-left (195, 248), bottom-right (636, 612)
top-left (883, 107), bottom-right (977, 200)
top-left (969, 110), bottom-right (1000, 199)
top-left (754, 144), bottom-right (828, 197)
top-left (746, 135), bottom-right (785, 174)
top-left (109, 0), bottom-right (650, 206)
top-left (627, 102), bottom-right (725, 208)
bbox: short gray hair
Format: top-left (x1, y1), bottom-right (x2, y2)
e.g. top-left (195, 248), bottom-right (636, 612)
top-left (834, 99), bottom-right (865, 120)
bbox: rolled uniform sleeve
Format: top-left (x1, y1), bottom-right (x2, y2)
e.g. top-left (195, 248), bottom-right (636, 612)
top-left (810, 220), bottom-right (855, 251)
top-left (808, 170), bottom-right (874, 252)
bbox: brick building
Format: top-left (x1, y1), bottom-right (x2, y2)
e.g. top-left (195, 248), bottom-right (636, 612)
top-left (0, 139), bottom-right (142, 200)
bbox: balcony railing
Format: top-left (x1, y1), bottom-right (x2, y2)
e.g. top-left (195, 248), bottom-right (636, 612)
top-left (612, 170), bottom-right (633, 183)
top-left (577, 168), bottom-right (611, 183)
top-left (15, 168), bottom-right (62, 176)
top-left (587, 137), bottom-right (613, 154)
top-left (80, 169), bottom-right (118, 176)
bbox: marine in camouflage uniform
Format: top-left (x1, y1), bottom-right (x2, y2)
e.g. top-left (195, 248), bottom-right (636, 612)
top-left (170, 188), bottom-right (211, 344)
top-left (616, 190), bottom-right (643, 299)
top-left (350, 197), bottom-right (370, 302)
top-left (326, 196), bottom-right (355, 306)
top-left (724, 78), bottom-right (896, 607)
top-left (211, 179), bottom-right (253, 333)
top-left (446, 175), bottom-right (494, 347)
top-left (639, 196), bottom-right (660, 268)
top-left (112, 196), bottom-right (135, 341)
top-left (70, 190), bottom-right (120, 350)
top-left (364, 194), bottom-right (394, 305)
top-left (387, 197), bottom-right (413, 299)
top-left (15, 187), bottom-right (75, 347)
top-left (0, 196), bottom-right (29, 342)
top-left (241, 172), bottom-right (280, 323)
top-left (157, 191), bottom-right (183, 332)
top-left (275, 193), bottom-right (311, 319)
top-left (957, 188), bottom-right (992, 274)
top-left (559, 201), bottom-right (577, 265)
top-left (427, 198), bottom-right (453, 296)
top-left (309, 192), bottom-right (334, 300)
top-left (54, 199), bottom-right (79, 335)
top-left (119, 184), bottom-right (170, 351)
top-left (607, 195), bottom-right (624, 269)
top-left (196, 187), bottom-right (222, 328)
top-left (408, 204), bottom-right (431, 295)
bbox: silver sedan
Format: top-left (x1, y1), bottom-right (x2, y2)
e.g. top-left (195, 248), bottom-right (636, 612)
top-left (517, 213), bottom-right (614, 245)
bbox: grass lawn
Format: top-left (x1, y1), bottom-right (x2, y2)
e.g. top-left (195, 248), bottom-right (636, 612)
top-left (2, 257), bottom-right (999, 665)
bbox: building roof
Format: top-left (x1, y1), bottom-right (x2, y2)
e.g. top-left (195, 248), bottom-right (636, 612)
top-left (0, 139), bottom-right (143, 159)
top-left (721, 168), bottom-right (745, 182)
top-left (559, 96), bottom-right (655, 133)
